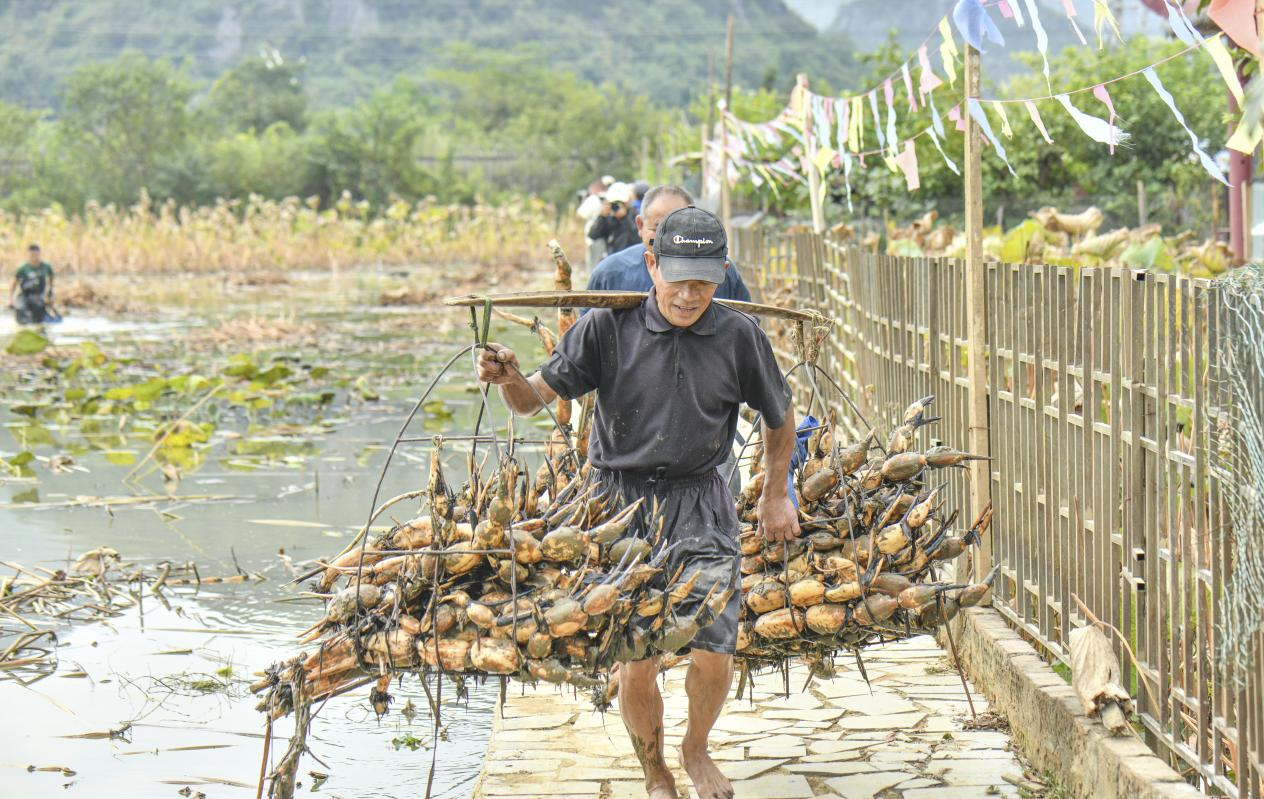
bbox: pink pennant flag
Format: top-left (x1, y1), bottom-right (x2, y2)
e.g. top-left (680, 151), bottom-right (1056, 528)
top-left (1209, 0), bottom-right (1260, 55)
top-left (902, 63), bottom-right (918, 112)
top-left (893, 139), bottom-right (920, 191)
top-left (883, 79), bottom-right (895, 108)
top-left (1024, 100), bottom-right (1054, 144)
top-left (948, 104), bottom-right (966, 133)
top-left (1061, 0), bottom-right (1088, 45)
top-left (918, 45), bottom-right (943, 101)
top-left (1092, 84), bottom-right (1118, 154)
top-left (998, 0), bottom-right (1014, 18)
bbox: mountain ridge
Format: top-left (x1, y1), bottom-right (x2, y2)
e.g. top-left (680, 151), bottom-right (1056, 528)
top-left (0, 0), bottom-right (860, 109)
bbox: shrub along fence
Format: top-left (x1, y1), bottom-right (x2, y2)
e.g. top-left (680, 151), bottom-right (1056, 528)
top-left (733, 226), bottom-right (1263, 798)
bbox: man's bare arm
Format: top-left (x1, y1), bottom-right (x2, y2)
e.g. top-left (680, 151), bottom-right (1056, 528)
top-left (475, 344), bottom-right (558, 416)
top-left (758, 406), bottom-right (801, 542)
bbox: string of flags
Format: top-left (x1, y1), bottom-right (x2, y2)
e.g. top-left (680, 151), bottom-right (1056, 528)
top-left (711, 0), bottom-right (1252, 208)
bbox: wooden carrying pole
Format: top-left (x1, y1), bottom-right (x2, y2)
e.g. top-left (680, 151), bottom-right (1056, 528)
top-left (963, 43), bottom-right (993, 581)
top-left (794, 74), bottom-right (826, 234)
top-left (444, 291), bottom-right (823, 324)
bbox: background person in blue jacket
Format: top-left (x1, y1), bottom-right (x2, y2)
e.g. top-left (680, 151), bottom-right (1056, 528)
top-left (585, 185), bottom-right (751, 304)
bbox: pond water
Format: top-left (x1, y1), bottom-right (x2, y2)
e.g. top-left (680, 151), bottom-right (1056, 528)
top-left (1, 270), bottom-right (555, 798)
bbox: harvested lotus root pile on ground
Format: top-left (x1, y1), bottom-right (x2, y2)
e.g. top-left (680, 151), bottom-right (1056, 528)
top-left (251, 442), bottom-right (731, 724)
top-left (734, 395), bottom-right (997, 671)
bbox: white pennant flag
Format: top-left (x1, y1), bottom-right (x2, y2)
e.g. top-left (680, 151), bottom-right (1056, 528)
top-left (1055, 93), bottom-right (1129, 148)
top-left (1143, 67), bottom-right (1227, 185)
top-left (841, 150), bottom-right (854, 213)
top-left (1022, 0), bottom-right (1053, 92)
top-left (927, 124), bottom-right (960, 175)
top-left (869, 90), bottom-right (886, 150)
top-left (967, 98), bottom-right (1017, 176)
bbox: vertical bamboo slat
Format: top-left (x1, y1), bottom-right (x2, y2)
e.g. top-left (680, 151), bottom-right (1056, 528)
top-left (729, 227), bottom-right (1256, 797)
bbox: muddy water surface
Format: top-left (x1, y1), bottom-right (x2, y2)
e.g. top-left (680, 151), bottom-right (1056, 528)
top-left (1, 270), bottom-right (554, 798)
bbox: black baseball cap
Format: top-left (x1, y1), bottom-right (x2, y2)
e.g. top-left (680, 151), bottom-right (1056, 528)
top-left (653, 206), bottom-right (728, 284)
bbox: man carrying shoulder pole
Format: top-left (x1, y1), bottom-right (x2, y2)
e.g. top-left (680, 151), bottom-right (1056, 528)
top-left (477, 207), bottom-right (799, 799)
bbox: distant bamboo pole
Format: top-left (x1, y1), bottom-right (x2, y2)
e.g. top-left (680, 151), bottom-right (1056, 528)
top-left (795, 74), bottom-right (825, 234)
top-left (704, 50), bottom-right (716, 197)
top-left (963, 43), bottom-right (993, 582)
top-left (720, 14), bottom-right (735, 234)
top-left (547, 239), bottom-right (575, 428)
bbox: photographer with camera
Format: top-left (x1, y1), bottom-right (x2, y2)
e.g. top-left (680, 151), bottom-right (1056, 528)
top-left (577, 177), bottom-right (612, 268)
top-left (587, 181), bottom-right (640, 256)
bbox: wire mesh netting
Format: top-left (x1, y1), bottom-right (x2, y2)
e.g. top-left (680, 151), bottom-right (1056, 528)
top-left (1216, 265), bottom-right (1264, 687)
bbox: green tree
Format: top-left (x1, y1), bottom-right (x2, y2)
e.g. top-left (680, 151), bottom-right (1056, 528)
top-left (428, 49), bottom-right (666, 204)
top-left (0, 101), bottom-right (43, 208)
top-left (991, 39), bottom-right (1224, 231)
top-left (207, 50), bottom-right (308, 133)
top-left (57, 52), bottom-right (194, 205)
top-left (307, 78), bottom-right (442, 206)
top-left (204, 122), bottom-right (315, 200)
top-left (816, 37), bottom-right (1224, 232)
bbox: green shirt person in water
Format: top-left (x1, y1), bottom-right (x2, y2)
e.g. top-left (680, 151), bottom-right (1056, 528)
top-left (10, 244), bottom-right (55, 324)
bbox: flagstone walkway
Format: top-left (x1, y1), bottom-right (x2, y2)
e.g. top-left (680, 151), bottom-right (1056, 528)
top-left (470, 635), bottom-right (1027, 799)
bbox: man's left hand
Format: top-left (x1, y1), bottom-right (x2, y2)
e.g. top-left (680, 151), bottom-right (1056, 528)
top-left (757, 494), bottom-right (799, 542)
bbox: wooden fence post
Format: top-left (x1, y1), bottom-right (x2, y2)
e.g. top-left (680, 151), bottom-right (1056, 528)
top-left (963, 43), bottom-right (993, 581)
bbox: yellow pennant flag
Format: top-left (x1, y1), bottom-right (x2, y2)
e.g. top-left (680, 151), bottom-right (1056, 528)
top-left (939, 17), bottom-right (959, 86)
top-left (1092, 0), bottom-right (1122, 49)
top-left (1205, 37), bottom-right (1245, 107)
top-left (1228, 112), bottom-right (1264, 155)
top-left (813, 146), bottom-right (838, 174)
top-left (848, 96), bottom-right (863, 152)
top-left (993, 102), bottom-right (1014, 139)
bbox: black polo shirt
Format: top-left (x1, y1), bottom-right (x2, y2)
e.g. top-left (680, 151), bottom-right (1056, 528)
top-left (538, 289), bottom-right (791, 479)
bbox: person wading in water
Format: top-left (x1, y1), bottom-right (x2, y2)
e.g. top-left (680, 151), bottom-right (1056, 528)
top-left (477, 207), bottom-right (799, 799)
top-left (9, 244), bottom-right (55, 325)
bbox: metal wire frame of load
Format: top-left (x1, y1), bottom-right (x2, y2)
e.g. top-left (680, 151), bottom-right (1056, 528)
top-left (260, 305), bottom-right (586, 799)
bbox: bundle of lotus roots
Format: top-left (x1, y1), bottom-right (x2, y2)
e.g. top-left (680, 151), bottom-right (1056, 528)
top-left (733, 395), bottom-right (996, 669)
top-left (250, 444), bottom-right (731, 722)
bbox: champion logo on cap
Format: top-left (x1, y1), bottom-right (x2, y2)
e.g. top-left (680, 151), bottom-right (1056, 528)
top-left (672, 235), bottom-right (715, 247)
top-left (654, 205), bottom-right (728, 285)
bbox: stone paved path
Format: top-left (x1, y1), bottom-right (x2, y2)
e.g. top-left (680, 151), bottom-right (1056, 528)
top-left (470, 635), bottom-right (1025, 799)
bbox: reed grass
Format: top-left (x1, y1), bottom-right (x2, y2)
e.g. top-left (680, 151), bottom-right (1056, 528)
top-left (0, 191), bottom-right (583, 275)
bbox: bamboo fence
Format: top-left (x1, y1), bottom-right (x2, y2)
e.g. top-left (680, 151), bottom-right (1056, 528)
top-left (734, 226), bottom-right (1262, 798)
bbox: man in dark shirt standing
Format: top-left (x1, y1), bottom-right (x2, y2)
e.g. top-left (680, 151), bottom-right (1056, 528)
top-left (9, 244), bottom-right (54, 325)
top-left (478, 207), bottom-right (799, 799)
top-left (586, 184), bottom-right (751, 303)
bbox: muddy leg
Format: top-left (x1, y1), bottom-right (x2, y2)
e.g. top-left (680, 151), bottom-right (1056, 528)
top-left (681, 648), bottom-right (733, 799)
top-left (618, 657), bottom-right (677, 799)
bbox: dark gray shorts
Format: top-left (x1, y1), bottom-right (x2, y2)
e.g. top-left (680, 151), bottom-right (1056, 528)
top-left (597, 468), bottom-right (741, 656)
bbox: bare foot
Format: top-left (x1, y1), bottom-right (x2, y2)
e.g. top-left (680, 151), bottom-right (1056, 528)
top-left (681, 747), bottom-right (733, 799)
top-left (647, 777), bottom-right (677, 799)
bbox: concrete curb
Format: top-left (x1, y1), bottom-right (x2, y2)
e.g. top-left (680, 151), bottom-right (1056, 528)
top-left (944, 607), bottom-right (1202, 799)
